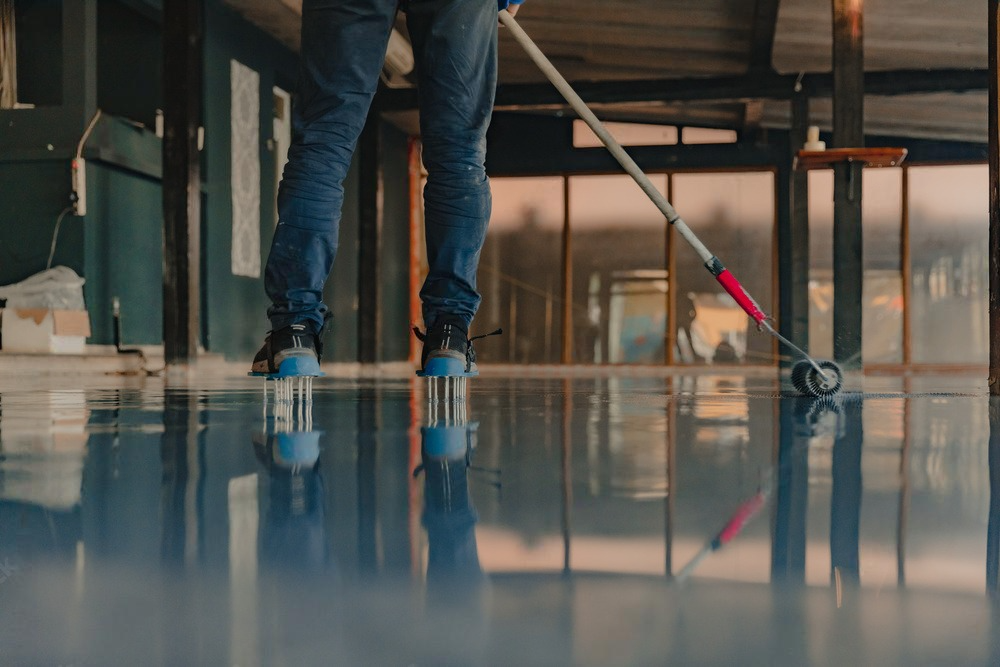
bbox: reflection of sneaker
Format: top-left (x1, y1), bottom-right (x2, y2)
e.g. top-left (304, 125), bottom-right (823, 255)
top-left (253, 430), bottom-right (322, 471)
top-left (251, 432), bottom-right (328, 571)
top-left (420, 423), bottom-right (481, 583)
top-left (422, 423), bottom-right (476, 463)
top-left (250, 323), bottom-right (322, 376)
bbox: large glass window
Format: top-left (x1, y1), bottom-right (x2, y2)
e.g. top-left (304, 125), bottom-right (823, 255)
top-left (808, 169), bottom-right (903, 364)
top-left (476, 177), bottom-right (565, 364)
top-left (569, 175), bottom-right (668, 364)
top-left (863, 169), bottom-right (904, 363)
top-left (808, 171), bottom-right (834, 359)
top-left (909, 165), bottom-right (988, 364)
top-left (672, 172), bottom-right (775, 365)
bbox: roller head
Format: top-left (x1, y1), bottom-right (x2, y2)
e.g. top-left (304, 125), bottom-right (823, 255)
top-left (791, 359), bottom-right (843, 397)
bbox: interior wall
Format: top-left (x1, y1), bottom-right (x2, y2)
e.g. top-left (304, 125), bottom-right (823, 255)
top-left (380, 123), bottom-right (412, 362)
top-left (202, 0), bottom-right (299, 360)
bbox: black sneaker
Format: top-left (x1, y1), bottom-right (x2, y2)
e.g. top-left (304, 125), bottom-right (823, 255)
top-left (250, 323), bottom-right (323, 376)
top-left (413, 318), bottom-right (501, 377)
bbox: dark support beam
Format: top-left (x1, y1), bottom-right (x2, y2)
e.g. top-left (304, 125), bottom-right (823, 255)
top-left (989, 398), bottom-right (1000, 596)
top-left (162, 0), bottom-right (203, 366)
top-left (777, 93), bottom-right (811, 368)
top-left (358, 114), bottom-right (383, 364)
top-left (749, 0), bottom-right (782, 72)
top-left (990, 0), bottom-right (1000, 394)
top-left (378, 69), bottom-right (989, 111)
top-left (772, 398), bottom-right (810, 583)
top-left (832, 0), bottom-right (865, 369)
top-left (357, 388), bottom-right (379, 575)
top-left (831, 399), bottom-right (863, 587)
top-left (486, 114), bottom-right (781, 176)
top-left (561, 177), bottom-right (573, 364)
top-left (64, 0), bottom-right (97, 126)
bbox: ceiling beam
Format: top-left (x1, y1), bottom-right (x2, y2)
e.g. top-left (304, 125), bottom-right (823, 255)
top-left (376, 68), bottom-right (988, 111)
top-left (748, 0), bottom-right (782, 72)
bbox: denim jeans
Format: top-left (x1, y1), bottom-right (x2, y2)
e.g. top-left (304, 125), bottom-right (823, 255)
top-left (266, 0), bottom-right (498, 335)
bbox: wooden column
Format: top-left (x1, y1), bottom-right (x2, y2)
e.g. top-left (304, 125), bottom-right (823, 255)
top-left (777, 93), bottom-right (811, 368)
top-left (162, 0), bottom-right (203, 366)
top-left (561, 176), bottom-right (573, 364)
top-left (665, 174), bottom-right (676, 365)
top-left (64, 0), bottom-right (97, 125)
top-left (358, 114), bottom-right (383, 364)
top-left (832, 0), bottom-right (865, 369)
top-left (990, 0), bottom-right (1000, 394)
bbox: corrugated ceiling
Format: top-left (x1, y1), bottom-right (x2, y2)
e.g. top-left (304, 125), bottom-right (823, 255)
top-left (223, 0), bottom-right (988, 144)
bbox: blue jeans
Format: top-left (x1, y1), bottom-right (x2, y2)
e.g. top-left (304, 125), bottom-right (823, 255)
top-left (266, 0), bottom-right (498, 335)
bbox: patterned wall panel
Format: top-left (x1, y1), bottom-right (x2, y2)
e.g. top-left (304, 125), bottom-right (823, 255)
top-left (230, 59), bottom-right (261, 278)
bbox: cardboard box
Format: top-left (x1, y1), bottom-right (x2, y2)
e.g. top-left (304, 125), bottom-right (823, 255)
top-left (1, 308), bottom-right (91, 354)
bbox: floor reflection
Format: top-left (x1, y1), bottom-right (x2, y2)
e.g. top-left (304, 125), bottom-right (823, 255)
top-left (0, 374), bottom-right (996, 664)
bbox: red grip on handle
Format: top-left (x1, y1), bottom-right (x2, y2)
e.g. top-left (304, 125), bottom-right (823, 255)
top-left (716, 270), bottom-right (767, 324)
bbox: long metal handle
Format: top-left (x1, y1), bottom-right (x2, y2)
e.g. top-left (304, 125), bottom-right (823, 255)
top-left (498, 10), bottom-right (714, 265)
top-left (499, 9), bottom-right (782, 328)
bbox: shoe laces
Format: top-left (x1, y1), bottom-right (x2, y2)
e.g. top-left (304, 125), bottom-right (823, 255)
top-left (465, 328), bottom-right (502, 366)
top-left (411, 326), bottom-right (502, 368)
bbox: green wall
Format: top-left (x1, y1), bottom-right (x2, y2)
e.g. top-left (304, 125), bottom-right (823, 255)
top-left (0, 161), bottom-right (82, 282)
top-left (84, 162), bottom-right (164, 345)
top-left (1, 0), bottom-right (415, 362)
top-left (202, 0), bottom-right (299, 360)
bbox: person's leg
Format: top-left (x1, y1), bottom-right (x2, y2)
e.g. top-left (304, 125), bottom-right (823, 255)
top-left (265, 0), bottom-right (398, 335)
top-left (406, 0), bottom-right (498, 334)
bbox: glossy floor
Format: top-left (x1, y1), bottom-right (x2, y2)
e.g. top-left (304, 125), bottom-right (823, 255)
top-left (1, 370), bottom-right (998, 665)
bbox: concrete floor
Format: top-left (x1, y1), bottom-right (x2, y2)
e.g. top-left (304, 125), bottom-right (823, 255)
top-left (0, 367), bottom-right (998, 665)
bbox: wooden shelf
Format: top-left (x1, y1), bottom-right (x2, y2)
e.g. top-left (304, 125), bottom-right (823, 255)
top-left (794, 147), bottom-right (908, 171)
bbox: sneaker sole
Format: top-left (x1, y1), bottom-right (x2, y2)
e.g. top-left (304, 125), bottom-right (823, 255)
top-left (248, 356), bottom-right (324, 379)
top-left (418, 356), bottom-right (479, 378)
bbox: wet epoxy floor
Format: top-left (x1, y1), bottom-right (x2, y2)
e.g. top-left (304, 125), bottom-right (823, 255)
top-left (1, 369), bottom-right (999, 665)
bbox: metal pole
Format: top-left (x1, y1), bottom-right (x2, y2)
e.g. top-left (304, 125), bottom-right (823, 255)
top-left (358, 113), bottom-right (382, 364)
top-left (832, 0), bottom-right (865, 370)
top-left (162, 0), bottom-right (203, 366)
top-left (778, 92), bottom-right (811, 369)
top-left (989, 0), bottom-right (1000, 394)
top-left (562, 175), bottom-right (573, 364)
top-left (901, 166), bottom-right (912, 365)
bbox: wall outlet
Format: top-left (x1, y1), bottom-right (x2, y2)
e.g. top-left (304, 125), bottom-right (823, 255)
top-left (71, 157), bottom-right (87, 216)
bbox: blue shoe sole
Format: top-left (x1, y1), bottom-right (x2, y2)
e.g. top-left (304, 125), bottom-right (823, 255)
top-left (249, 356), bottom-right (324, 379)
top-left (417, 356), bottom-right (478, 378)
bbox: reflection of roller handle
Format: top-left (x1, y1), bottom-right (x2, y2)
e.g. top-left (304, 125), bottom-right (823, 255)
top-left (714, 491), bottom-right (767, 547)
top-left (675, 488), bottom-right (768, 583)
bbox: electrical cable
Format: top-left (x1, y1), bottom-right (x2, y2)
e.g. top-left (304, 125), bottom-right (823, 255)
top-left (46, 206), bottom-right (73, 270)
top-left (77, 109), bottom-right (102, 159)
